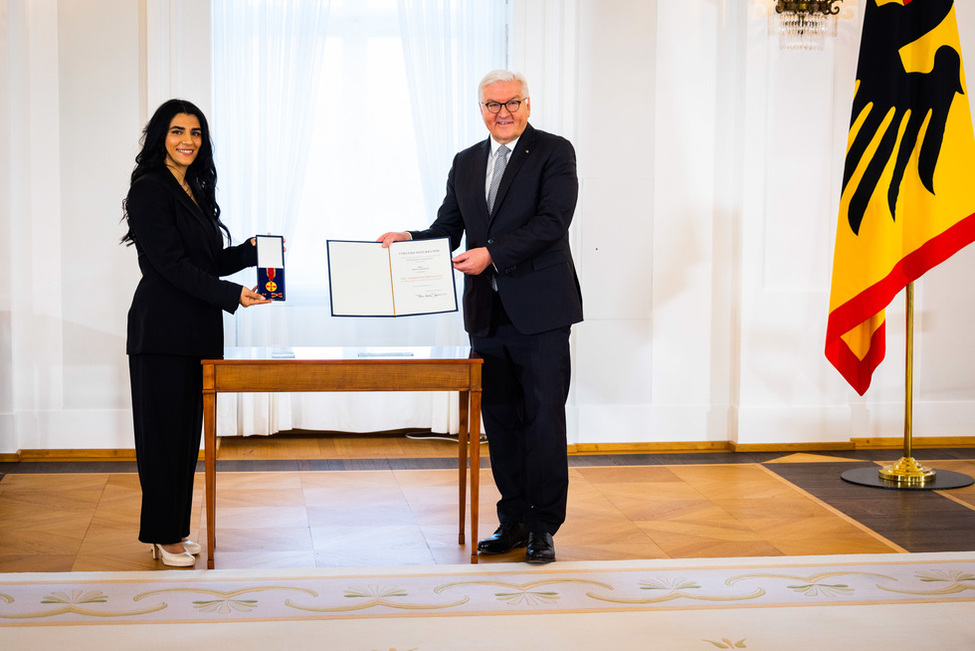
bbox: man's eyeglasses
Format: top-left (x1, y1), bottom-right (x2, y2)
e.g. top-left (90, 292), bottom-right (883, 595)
top-left (481, 99), bottom-right (526, 114)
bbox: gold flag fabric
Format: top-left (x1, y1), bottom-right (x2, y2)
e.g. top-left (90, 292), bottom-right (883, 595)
top-left (827, 0), bottom-right (975, 395)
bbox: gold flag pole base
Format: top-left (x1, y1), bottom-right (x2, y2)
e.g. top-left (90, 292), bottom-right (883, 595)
top-left (843, 284), bottom-right (970, 490)
top-left (878, 456), bottom-right (936, 485)
top-left (841, 287), bottom-right (973, 491)
top-left (877, 283), bottom-right (934, 487)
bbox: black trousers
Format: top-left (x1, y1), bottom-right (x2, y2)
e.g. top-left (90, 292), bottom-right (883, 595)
top-left (128, 354), bottom-right (203, 544)
top-left (471, 294), bottom-right (572, 535)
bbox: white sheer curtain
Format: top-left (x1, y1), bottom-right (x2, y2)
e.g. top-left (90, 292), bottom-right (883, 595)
top-left (211, 0), bottom-right (331, 436)
top-left (210, 0), bottom-right (506, 437)
top-left (398, 0), bottom-right (508, 216)
top-left (396, 0), bottom-right (508, 432)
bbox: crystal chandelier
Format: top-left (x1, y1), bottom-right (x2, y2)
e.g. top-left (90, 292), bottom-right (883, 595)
top-left (774, 1), bottom-right (842, 51)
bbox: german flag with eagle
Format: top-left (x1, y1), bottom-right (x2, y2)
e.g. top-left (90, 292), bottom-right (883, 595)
top-left (827, 0), bottom-right (975, 394)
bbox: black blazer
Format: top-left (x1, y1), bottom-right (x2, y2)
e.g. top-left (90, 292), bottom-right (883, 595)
top-left (412, 123), bottom-right (583, 336)
top-left (125, 169), bottom-right (256, 357)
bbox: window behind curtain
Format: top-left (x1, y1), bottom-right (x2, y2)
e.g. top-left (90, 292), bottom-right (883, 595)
top-left (213, 0), bottom-right (506, 301)
top-left (209, 0), bottom-right (507, 436)
top-left (289, 0), bottom-right (427, 293)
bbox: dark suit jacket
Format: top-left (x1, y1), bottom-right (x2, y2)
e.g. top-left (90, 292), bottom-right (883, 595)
top-left (125, 169), bottom-right (256, 357)
top-left (411, 123), bottom-right (583, 336)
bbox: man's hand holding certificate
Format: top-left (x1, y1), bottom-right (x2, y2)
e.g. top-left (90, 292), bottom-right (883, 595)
top-left (326, 238), bottom-right (458, 317)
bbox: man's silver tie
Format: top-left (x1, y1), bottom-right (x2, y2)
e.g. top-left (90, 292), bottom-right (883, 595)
top-left (487, 144), bottom-right (509, 213)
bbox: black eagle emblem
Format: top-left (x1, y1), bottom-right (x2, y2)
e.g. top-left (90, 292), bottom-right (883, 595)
top-left (842, 0), bottom-right (963, 235)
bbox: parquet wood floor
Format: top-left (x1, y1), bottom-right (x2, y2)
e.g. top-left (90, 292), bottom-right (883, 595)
top-left (1, 434), bottom-right (974, 572)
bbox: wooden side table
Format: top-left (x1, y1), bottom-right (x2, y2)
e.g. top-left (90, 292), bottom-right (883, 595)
top-left (202, 346), bottom-right (483, 568)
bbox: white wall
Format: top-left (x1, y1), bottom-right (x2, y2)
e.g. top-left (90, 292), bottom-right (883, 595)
top-left (2, 0), bottom-right (975, 452)
top-left (737, 0), bottom-right (975, 445)
top-left (517, 0), bottom-right (975, 447)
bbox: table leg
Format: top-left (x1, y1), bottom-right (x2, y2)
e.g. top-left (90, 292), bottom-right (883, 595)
top-left (469, 387), bottom-right (481, 564)
top-left (203, 389), bottom-right (217, 570)
top-left (457, 390), bottom-right (469, 545)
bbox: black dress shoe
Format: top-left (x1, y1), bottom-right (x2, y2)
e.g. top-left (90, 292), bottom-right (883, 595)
top-left (477, 523), bottom-right (529, 555)
top-left (526, 531), bottom-right (556, 564)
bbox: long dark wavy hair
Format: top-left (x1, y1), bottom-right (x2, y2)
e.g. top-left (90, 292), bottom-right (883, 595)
top-left (121, 99), bottom-right (229, 245)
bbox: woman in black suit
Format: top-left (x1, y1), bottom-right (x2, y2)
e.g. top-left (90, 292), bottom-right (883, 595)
top-left (122, 99), bottom-right (269, 567)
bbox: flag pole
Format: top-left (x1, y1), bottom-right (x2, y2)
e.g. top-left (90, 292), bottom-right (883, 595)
top-left (878, 282), bottom-right (935, 484)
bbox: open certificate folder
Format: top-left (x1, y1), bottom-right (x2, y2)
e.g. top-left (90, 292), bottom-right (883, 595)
top-left (326, 238), bottom-right (459, 317)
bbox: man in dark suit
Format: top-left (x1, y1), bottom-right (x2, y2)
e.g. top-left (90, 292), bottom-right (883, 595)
top-left (379, 70), bottom-right (582, 563)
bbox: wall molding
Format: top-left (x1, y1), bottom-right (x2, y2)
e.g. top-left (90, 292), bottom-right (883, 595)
top-left (4, 436), bottom-right (972, 463)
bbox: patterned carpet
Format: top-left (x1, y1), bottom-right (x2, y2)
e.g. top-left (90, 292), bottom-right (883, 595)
top-left (2, 552), bottom-right (975, 649)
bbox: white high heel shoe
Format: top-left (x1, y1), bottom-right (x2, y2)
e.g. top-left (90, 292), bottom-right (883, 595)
top-left (151, 544), bottom-right (195, 567)
top-left (181, 539), bottom-right (201, 555)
